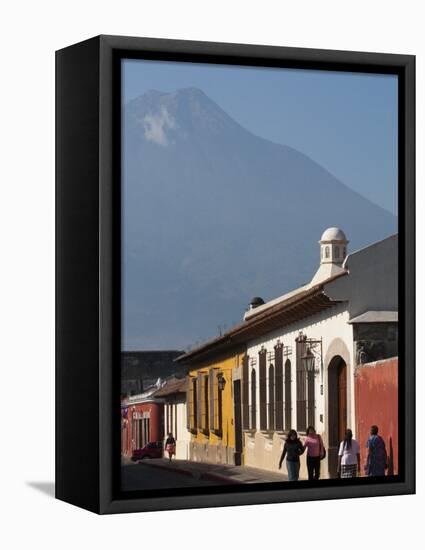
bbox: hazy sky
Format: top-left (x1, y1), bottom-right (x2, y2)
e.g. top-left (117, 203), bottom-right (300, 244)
top-left (123, 59), bottom-right (398, 214)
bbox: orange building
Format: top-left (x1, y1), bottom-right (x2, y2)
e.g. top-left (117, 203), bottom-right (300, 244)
top-left (355, 357), bottom-right (398, 475)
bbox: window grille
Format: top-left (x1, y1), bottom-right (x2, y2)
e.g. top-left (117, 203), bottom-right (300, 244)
top-left (186, 379), bottom-right (192, 430)
top-left (268, 364), bottom-right (275, 430)
top-left (307, 369), bottom-right (315, 427)
top-left (209, 369), bottom-right (215, 431)
top-left (284, 359), bottom-right (292, 431)
top-left (197, 372), bottom-right (202, 430)
top-left (296, 338), bottom-right (307, 432)
top-left (201, 373), bottom-right (209, 433)
top-left (275, 344), bottom-right (284, 431)
top-left (187, 376), bottom-right (197, 432)
top-left (259, 349), bottom-right (267, 430)
top-left (250, 368), bottom-right (257, 430)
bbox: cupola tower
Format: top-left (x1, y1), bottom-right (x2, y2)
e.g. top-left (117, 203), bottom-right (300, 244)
top-left (310, 227), bottom-right (349, 285)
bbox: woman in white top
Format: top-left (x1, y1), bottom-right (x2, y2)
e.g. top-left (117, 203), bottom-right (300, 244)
top-left (337, 429), bottom-right (361, 478)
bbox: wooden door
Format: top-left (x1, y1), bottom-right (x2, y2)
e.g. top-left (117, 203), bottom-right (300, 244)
top-left (338, 363), bottom-right (347, 442)
top-left (233, 380), bottom-right (243, 466)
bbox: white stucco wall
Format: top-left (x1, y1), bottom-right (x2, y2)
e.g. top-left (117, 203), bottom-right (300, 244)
top-left (242, 234), bottom-right (398, 478)
top-left (325, 234), bottom-right (398, 318)
top-left (163, 398), bottom-right (191, 460)
top-left (244, 301), bottom-right (355, 478)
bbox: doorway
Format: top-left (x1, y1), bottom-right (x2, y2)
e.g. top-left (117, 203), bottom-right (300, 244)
top-left (327, 356), bottom-right (347, 477)
top-left (233, 379), bottom-right (243, 466)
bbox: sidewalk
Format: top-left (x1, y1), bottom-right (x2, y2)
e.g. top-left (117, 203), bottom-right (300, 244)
top-left (138, 458), bottom-right (288, 484)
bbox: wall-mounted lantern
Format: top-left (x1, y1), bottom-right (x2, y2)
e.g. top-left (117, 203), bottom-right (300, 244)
top-left (298, 333), bottom-right (323, 380)
top-left (217, 372), bottom-right (226, 391)
top-left (301, 346), bottom-right (316, 372)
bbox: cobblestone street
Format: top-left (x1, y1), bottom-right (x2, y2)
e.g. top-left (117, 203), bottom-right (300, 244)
top-left (121, 458), bottom-right (288, 491)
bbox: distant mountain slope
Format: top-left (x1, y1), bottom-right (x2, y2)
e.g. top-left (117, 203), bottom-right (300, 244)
top-left (121, 351), bottom-right (186, 395)
top-left (122, 88), bottom-right (397, 350)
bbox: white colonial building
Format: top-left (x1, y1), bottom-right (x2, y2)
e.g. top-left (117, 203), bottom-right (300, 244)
top-left (153, 376), bottom-right (191, 460)
top-left (241, 228), bottom-right (398, 478)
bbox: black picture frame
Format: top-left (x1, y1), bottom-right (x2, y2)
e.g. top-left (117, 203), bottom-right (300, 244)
top-left (56, 34), bottom-right (415, 514)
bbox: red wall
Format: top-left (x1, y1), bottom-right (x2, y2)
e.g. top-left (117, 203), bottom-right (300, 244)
top-left (122, 401), bottom-right (164, 455)
top-left (355, 358), bottom-right (398, 475)
top-left (146, 402), bottom-right (164, 442)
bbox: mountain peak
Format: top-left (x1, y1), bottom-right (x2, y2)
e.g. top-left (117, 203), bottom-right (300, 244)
top-left (125, 87), bottom-right (244, 146)
top-left (123, 88), bottom-right (397, 349)
top-left (174, 86), bottom-right (207, 97)
top-left (143, 88), bottom-right (167, 98)
top-left (127, 87), bottom-right (212, 111)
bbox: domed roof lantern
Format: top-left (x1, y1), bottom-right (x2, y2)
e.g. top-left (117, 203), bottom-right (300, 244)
top-left (320, 227), bottom-right (348, 243)
top-left (319, 227), bottom-right (349, 267)
top-left (310, 227), bottom-right (349, 286)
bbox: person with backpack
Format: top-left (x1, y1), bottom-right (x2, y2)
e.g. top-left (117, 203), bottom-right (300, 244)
top-left (304, 425), bottom-right (326, 480)
top-left (337, 428), bottom-right (361, 478)
top-left (278, 429), bottom-right (305, 481)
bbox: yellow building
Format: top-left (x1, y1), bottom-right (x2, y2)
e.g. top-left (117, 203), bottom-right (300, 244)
top-left (176, 347), bottom-right (246, 466)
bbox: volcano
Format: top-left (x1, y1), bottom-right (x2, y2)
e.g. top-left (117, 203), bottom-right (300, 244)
top-left (122, 87), bottom-right (397, 350)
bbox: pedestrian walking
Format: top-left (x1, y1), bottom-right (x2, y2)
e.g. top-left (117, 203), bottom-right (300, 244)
top-left (337, 428), bottom-right (360, 478)
top-left (304, 426), bottom-right (325, 480)
top-left (365, 425), bottom-right (387, 476)
top-left (278, 429), bottom-right (305, 481)
top-left (165, 432), bottom-right (176, 462)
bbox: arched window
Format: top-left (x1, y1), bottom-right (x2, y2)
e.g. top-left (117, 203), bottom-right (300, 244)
top-left (325, 246), bottom-right (330, 258)
top-left (335, 246), bottom-right (340, 258)
top-left (284, 359), bottom-right (292, 431)
top-left (275, 344), bottom-right (284, 431)
top-left (268, 364), bottom-right (275, 431)
top-left (250, 368), bottom-right (257, 430)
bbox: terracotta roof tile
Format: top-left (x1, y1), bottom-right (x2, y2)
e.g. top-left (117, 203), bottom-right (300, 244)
top-left (153, 377), bottom-right (187, 396)
top-left (176, 273), bottom-right (347, 365)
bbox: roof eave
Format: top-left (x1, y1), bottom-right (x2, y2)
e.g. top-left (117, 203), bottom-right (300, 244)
top-left (176, 283), bottom-right (344, 365)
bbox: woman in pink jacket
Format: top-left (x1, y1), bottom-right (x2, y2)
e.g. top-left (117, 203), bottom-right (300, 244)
top-left (304, 426), bottom-right (325, 480)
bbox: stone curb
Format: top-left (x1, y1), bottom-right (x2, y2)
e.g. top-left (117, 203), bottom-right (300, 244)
top-left (201, 471), bottom-right (244, 485)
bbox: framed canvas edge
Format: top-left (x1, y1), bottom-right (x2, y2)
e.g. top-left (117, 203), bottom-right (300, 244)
top-left (56, 36), bottom-right (102, 514)
top-left (91, 35), bottom-right (415, 514)
top-left (100, 481), bottom-right (414, 515)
